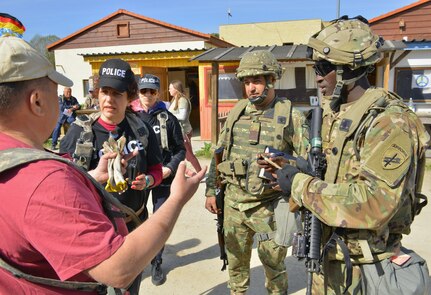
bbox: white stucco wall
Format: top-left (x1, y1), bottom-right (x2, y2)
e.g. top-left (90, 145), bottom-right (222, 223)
top-left (54, 41), bottom-right (206, 103)
top-left (220, 19), bottom-right (322, 46)
top-left (388, 50), bottom-right (431, 92)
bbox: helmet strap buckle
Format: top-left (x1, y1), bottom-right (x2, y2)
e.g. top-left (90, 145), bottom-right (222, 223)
top-left (353, 51), bottom-right (364, 67)
top-left (330, 79), bottom-right (345, 112)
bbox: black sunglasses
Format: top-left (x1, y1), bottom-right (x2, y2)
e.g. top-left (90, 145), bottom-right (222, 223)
top-left (140, 88), bottom-right (157, 95)
top-left (313, 60), bottom-right (336, 77)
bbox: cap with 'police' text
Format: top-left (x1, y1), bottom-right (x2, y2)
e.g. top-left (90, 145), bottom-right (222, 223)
top-left (138, 74), bottom-right (160, 90)
top-left (98, 59), bottom-right (135, 92)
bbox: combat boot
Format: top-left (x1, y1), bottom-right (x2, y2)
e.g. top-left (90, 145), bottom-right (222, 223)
top-left (151, 260), bottom-right (165, 286)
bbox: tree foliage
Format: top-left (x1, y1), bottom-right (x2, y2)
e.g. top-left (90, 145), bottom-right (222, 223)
top-left (29, 34), bottom-right (60, 65)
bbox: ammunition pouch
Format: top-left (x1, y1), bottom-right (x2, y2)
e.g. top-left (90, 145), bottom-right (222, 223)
top-left (72, 131), bottom-right (94, 170)
top-left (217, 159), bottom-right (269, 196)
top-left (217, 159), bottom-right (247, 178)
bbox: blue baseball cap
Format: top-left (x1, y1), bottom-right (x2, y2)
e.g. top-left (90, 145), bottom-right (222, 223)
top-left (138, 74), bottom-right (160, 90)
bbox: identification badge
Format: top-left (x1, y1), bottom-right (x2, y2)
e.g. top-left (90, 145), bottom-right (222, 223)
top-left (249, 121), bottom-right (260, 144)
top-left (390, 254), bottom-right (411, 266)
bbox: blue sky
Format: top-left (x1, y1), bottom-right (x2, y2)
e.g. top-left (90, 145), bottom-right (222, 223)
top-left (3, 0), bottom-right (416, 41)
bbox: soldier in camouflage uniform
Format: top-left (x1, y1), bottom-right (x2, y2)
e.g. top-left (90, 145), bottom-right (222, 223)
top-left (271, 16), bottom-right (430, 294)
top-left (205, 50), bottom-right (308, 295)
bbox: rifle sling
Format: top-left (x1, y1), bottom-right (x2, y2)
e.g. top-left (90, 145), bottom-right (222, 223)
top-left (321, 231), bottom-right (353, 294)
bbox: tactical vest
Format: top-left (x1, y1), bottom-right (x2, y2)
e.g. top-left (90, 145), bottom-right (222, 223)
top-left (156, 111), bottom-right (169, 150)
top-left (217, 97), bottom-right (292, 196)
top-left (320, 88), bottom-right (428, 263)
top-left (73, 111), bottom-right (149, 170)
top-left (0, 148), bottom-right (141, 294)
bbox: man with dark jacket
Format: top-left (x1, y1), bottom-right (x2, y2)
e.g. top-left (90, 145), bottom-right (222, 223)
top-left (51, 87), bottom-right (80, 149)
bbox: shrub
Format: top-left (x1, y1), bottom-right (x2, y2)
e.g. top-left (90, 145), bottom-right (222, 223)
top-left (195, 142), bottom-right (213, 158)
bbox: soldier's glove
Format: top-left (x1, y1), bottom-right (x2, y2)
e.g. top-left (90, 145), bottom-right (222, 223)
top-left (103, 135), bottom-right (128, 193)
top-left (275, 164), bottom-right (300, 196)
top-left (296, 156), bottom-right (314, 175)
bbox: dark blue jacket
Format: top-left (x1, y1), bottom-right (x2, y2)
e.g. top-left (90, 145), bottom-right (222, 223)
top-left (137, 101), bottom-right (186, 184)
top-left (58, 95), bottom-right (80, 123)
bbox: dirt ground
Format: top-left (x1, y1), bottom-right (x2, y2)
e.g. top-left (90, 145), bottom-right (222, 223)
top-left (137, 153), bottom-right (431, 295)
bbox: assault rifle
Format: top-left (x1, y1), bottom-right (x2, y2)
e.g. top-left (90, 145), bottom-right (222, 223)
top-left (214, 146), bottom-right (228, 271)
top-left (292, 106), bottom-right (325, 295)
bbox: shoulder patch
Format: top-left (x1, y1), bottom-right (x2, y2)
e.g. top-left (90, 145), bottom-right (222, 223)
top-left (382, 143), bottom-right (408, 170)
top-left (363, 127), bottom-right (412, 188)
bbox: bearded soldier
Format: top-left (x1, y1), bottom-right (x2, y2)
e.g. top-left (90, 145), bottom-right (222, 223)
top-left (269, 16), bottom-right (430, 294)
top-left (205, 50), bottom-right (308, 295)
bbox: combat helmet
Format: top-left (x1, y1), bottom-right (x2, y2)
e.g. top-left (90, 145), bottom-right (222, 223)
top-left (308, 16), bottom-right (383, 69)
top-left (307, 16), bottom-right (384, 110)
top-left (236, 50), bottom-right (282, 80)
top-left (236, 50), bottom-right (282, 104)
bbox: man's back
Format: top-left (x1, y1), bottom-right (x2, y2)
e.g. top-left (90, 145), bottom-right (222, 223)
top-left (0, 132), bottom-right (126, 294)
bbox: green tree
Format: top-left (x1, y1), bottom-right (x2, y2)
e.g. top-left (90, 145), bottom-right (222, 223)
top-left (29, 34), bottom-right (60, 65)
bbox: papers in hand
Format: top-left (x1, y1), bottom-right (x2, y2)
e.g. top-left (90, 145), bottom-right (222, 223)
top-left (258, 146), bottom-right (296, 181)
top-left (63, 108), bottom-right (72, 117)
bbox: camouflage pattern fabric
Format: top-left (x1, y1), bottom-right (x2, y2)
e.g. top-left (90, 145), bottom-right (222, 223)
top-left (224, 202), bottom-right (288, 294)
top-left (311, 261), bottom-right (363, 295)
top-left (290, 88), bottom-right (430, 294)
top-left (308, 18), bottom-right (382, 69)
top-left (206, 98), bottom-right (308, 294)
top-left (206, 99), bottom-right (308, 205)
top-left (236, 50), bottom-right (282, 80)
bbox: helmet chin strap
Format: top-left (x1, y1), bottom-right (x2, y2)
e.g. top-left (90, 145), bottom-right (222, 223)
top-left (329, 65), bottom-right (368, 112)
top-left (248, 76), bottom-right (273, 105)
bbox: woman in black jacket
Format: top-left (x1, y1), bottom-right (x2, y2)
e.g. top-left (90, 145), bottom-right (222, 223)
top-left (131, 74), bottom-right (186, 286)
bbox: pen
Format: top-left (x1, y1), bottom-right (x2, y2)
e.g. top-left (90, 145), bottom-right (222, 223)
top-left (262, 156), bottom-right (282, 170)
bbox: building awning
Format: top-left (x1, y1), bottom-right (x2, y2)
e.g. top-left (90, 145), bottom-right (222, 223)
top-left (191, 41), bottom-right (407, 62)
top-left (381, 40), bottom-right (406, 51)
top-left (190, 45), bottom-right (308, 62)
top-left (403, 40), bottom-right (431, 50)
top-left (80, 48), bottom-right (205, 57)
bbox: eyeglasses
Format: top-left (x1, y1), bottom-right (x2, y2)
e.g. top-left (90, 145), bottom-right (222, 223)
top-left (140, 88), bottom-right (157, 95)
top-left (313, 60), bottom-right (336, 77)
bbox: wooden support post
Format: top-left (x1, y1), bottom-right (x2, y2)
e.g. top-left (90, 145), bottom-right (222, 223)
top-left (211, 62), bottom-right (219, 145)
top-left (384, 53), bottom-right (390, 90)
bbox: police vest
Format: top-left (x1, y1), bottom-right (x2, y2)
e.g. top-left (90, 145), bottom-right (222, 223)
top-left (0, 148), bottom-right (141, 294)
top-left (72, 111), bottom-right (149, 170)
top-left (217, 97), bottom-right (292, 196)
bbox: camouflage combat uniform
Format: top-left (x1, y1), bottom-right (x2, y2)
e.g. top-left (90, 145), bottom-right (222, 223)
top-left (206, 97), bottom-right (308, 294)
top-left (290, 89), bottom-right (430, 294)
